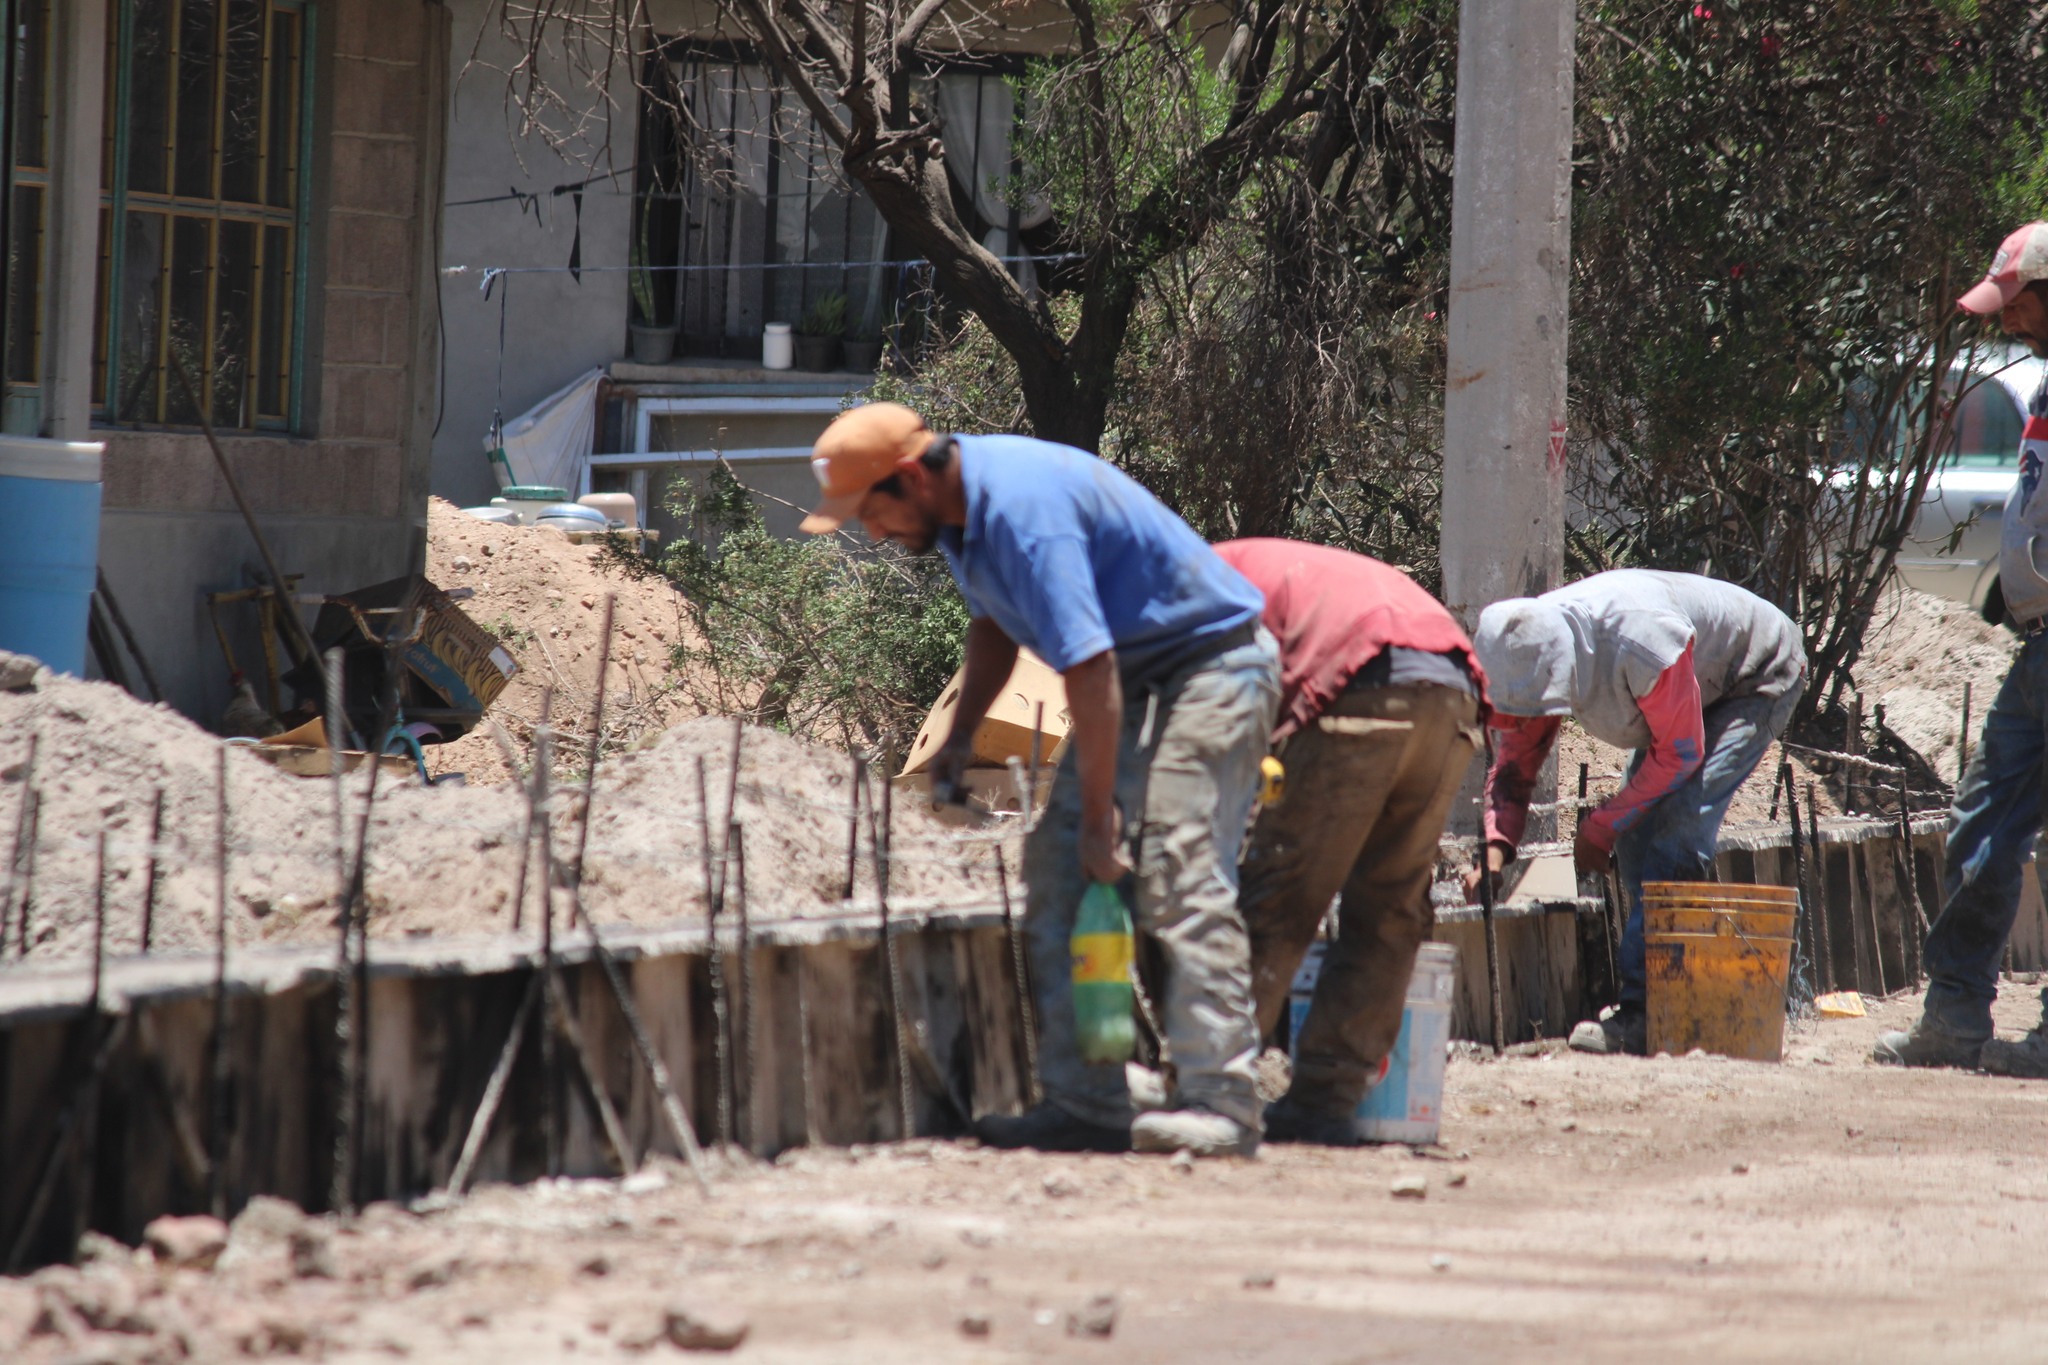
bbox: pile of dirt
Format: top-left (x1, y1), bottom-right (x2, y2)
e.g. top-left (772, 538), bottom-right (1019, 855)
top-left (420, 497), bottom-right (699, 788)
top-left (0, 665), bottom-right (1006, 964)
top-left (1848, 581), bottom-right (2016, 786)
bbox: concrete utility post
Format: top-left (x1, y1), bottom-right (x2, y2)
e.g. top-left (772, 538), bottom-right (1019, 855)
top-left (1440, 0), bottom-right (1576, 626)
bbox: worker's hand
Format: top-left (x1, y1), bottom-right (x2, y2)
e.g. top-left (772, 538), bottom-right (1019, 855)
top-left (1462, 843), bottom-right (1507, 904)
top-left (929, 736), bottom-right (973, 808)
top-left (1081, 803), bottom-right (1134, 886)
top-left (1573, 827), bottom-right (1613, 877)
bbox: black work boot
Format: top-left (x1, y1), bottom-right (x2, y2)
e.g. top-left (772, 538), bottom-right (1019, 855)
top-left (1872, 1013), bottom-right (1986, 1069)
top-left (973, 1102), bottom-right (1131, 1153)
top-left (1262, 1095), bottom-right (1361, 1148)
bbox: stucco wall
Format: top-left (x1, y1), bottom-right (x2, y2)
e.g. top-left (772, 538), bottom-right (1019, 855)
top-left (431, 1), bottom-right (638, 508)
top-left (94, 0), bottom-right (448, 723)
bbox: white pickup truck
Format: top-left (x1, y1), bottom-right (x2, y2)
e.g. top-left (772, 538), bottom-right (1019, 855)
top-left (1894, 344), bottom-right (2048, 624)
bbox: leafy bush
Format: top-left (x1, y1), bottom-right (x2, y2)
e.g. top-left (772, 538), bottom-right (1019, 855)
top-left (634, 464), bottom-right (969, 752)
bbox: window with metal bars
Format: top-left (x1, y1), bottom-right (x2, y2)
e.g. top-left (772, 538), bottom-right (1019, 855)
top-left (2, 0), bottom-right (54, 435)
top-left (636, 48), bottom-right (1031, 355)
top-left (95, 0), bottom-right (312, 431)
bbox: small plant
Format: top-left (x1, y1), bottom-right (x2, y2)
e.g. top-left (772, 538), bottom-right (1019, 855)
top-left (488, 616), bottom-right (536, 649)
top-left (797, 291), bottom-right (849, 338)
top-left (628, 196), bottom-right (668, 328)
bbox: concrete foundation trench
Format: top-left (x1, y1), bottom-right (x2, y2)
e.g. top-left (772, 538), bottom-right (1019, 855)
top-left (1, 811), bottom-right (2026, 1271)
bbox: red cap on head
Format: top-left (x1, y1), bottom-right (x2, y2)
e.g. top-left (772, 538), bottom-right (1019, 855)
top-left (1958, 221), bottom-right (2048, 315)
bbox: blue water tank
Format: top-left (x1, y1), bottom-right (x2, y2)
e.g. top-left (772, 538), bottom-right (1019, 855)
top-left (0, 436), bottom-right (105, 675)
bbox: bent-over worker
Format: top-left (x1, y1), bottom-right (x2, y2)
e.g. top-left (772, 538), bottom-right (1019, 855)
top-left (1877, 220), bottom-right (2048, 1073)
top-left (1217, 539), bottom-right (1486, 1145)
top-left (1471, 569), bottom-right (1806, 1056)
top-left (800, 402), bottom-right (1280, 1156)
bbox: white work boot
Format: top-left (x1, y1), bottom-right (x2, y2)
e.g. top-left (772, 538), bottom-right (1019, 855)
top-left (1130, 1107), bottom-right (1259, 1158)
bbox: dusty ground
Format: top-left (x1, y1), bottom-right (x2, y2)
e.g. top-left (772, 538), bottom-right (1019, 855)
top-left (15, 985), bottom-right (2048, 1364)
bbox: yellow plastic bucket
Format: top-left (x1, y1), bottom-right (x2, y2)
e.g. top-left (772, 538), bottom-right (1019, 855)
top-left (1642, 881), bottom-right (1797, 944)
top-left (1642, 880), bottom-right (1796, 905)
top-left (1645, 907), bottom-right (1796, 939)
top-left (1644, 931), bottom-right (1794, 1062)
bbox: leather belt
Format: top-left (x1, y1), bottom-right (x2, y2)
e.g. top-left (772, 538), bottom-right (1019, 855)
top-left (2021, 614), bottom-right (2048, 638)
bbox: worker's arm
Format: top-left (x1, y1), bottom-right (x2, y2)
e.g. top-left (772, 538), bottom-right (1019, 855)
top-left (931, 616), bottom-right (1020, 798)
top-left (1061, 648), bottom-right (1131, 885)
top-left (1464, 715), bottom-right (1560, 902)
top-left (1577, 643), bottom-right (1706, 869)
top-left (1482, 715), bottom-right (1563, 858)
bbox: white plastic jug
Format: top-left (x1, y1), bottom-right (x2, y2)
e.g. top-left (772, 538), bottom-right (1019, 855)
top-left (1289, 940), bottom-right (1457, 1145)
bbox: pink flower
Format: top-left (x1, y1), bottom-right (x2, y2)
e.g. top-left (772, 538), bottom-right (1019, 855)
top-left (1759, 32), bottom-right (1780, 58)
top-left (1692, 4), bottom-right (1711, 17)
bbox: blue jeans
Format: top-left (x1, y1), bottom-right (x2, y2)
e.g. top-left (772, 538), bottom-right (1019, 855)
top-left (1614, 683), bottom-right (1805, 1007)
top-left (1921, 635), bottom-right (2048, 1038)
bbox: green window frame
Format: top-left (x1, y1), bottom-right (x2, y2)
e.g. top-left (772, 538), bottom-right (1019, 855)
top-left (1, 0), bottom-right (54, 435)
top-left (97, 0), bottom-right (314, 432)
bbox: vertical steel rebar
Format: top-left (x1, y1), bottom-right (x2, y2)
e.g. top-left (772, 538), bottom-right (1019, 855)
top-left (995, 847), bottom-right (1038, 1104)
top-left (734, 821), bottom-right (754, 1150)
top-left (89, 832), bottom-right (106, 1010)
top-left (2, 732), bottom-right (38, 959)
top-left (1895, 771), bottom-right (1926, 983)
top-left (534, 704), bottom-right (561, 1179)
top-left (567, 595), bottom-right (617, 929)
top-left (15, 788), bottom-right (38, 957)
top-left (1784, 762), bottom-right (1813, 993)
top-left (1807, 782), bottom-right (1834, 994)
top-left (878, 749), bottom-right (915, 1135)
top-left (1959, 680), bottom-right (1973, 785)
top-left (139, 788), bottom-right (164, 953)
top-left (1028, 702), bottom-right (1045, 821)
top-left (209, 747), bottom-right (231, 1219)
top-left (842, 753), bottom-right (863, 901)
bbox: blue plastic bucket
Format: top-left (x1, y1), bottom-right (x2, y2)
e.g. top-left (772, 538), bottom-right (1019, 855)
top-left (0, 436), bottom-right (104, 675)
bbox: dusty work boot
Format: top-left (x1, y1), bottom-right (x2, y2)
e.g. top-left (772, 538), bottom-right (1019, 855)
top-left (1871, 1014), bottom-right (1986, 1069)
top-left (1261, 1095), bottom-right (1361, 1148)
top-left (1568, 1005), bottom-right (1646, 1056)
top-left (973, 1102), bottom-right (1131, 1154)
top-left (1131, 1107), bottom-right (1259, 1158)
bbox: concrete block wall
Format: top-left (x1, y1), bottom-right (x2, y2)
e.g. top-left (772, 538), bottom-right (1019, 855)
top-left (94, 0), bottom-right (449, 723)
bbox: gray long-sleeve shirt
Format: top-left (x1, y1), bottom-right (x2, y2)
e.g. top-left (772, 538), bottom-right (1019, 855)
top-left (1474, 570), bottom-right (1807, 751)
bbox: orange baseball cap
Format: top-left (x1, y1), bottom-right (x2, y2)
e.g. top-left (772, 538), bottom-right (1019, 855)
top-left (1958, 221), bottom-right (2048, 315)
top-left (800, 402), bottom-right (935, 533)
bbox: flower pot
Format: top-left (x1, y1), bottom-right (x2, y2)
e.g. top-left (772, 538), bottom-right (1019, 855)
top-left (843, 338), bottom-right (884, 372)
top-left (792, 334), bottom-right (841, 372)
top-left (628, 323), bottom-right (675, 366)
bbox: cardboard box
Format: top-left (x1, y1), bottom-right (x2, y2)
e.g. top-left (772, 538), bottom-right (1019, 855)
top-left (900, 648), bottom-right (1070, 775)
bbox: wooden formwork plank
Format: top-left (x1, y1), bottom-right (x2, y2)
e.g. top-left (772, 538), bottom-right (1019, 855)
top-left (951, 925), bottom-right (1028, 1121)
top-left (625, 953), bottom-right (699, 1161)
top-left (797, 941), bottom-right (897, 1146)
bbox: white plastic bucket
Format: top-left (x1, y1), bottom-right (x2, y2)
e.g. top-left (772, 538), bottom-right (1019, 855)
top-left (762, 322), bottom-right (793, 370)
top-left (1289, 940), bottom-right (1457, 1145)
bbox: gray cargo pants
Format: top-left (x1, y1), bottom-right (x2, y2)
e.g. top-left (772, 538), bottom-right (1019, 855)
top-left (1240, 682), bottom-right (1480, 1115)
top-left (1022, 630), bottom-right (1280, 1131)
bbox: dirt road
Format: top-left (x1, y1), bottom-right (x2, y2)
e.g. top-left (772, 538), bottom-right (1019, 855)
top-left (16, 988), bottom-right (2048, 1364)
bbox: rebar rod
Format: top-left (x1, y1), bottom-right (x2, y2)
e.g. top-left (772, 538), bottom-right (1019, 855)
top-left (140, 788), bottom-right (164, 953)
top-left (2, 732), bottom-right (38, 958)
top-left (209, 748), bottom-right (231, 1219)
top-left (566, 594), bottom-right (616, 929)
top-left (734, 821), bottom-right (754, 1149)
top-left (995, 847), bottom-right (1038, 1104)
top-left (1808, 783), bottom-right (1834, 994)
top-left (842, 753), bottom-right (863, 901)
top-left (534, 706), bottom-right (561, 1179)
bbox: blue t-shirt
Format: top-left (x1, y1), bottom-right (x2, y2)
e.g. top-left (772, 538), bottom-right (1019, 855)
top-left (935, 433), bottom-right (1264, 685)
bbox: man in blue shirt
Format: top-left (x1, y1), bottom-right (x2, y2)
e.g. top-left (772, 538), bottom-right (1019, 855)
top-left (803, 402), bottom-right (1281, 1156)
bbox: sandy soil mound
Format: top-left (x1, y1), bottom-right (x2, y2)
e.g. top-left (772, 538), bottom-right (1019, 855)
top-left (1850, 581), bottom-right (2015, 785)
top-left (421, 497), bottom-right (697, 788)
top-left (0, 667), bottom-right (1005, 964)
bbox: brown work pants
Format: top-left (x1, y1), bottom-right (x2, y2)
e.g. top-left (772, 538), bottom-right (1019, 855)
top-left (1240, 682), bottom-right (1480, 1116)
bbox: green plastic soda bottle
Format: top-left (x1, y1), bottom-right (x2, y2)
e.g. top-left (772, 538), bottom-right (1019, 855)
top-left (1071, 882), bottom-right (1137, 1064)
